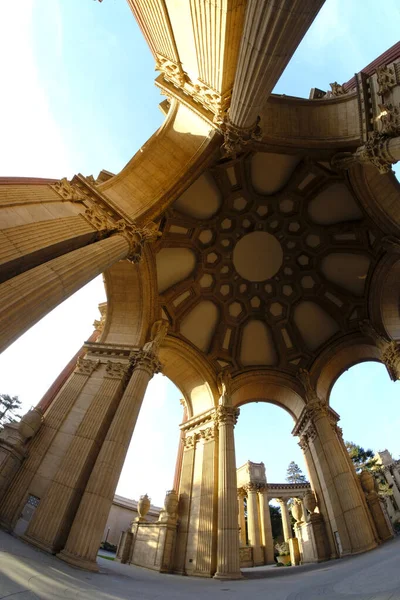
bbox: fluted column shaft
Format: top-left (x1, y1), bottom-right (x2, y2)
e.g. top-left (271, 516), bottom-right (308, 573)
top-left (259, 488), bottom-right (274, 564)
top-left (384, 468), bottom-right (400, 509)
top-left (0, 358), bottom-right (99, 529)
top-left (392, 466), bottom-right (400, 490)
top-left (23, 361), bottom-right (129, 553)
top-left (214, 405), bottom-right (241, 580)
top-left (238, 492), bottom-right (246, 546)
top-left (278, 498), bottom-right (291, 541)
top-left (58, 352), bottom-right (159, 571)
top-left (229, 0), bottom-right (325, 130)
top-left (246, 485), bottom-right (263, 565)
top-left (0, 233), bottom-right (130, 353)
top-left (172, 403), bottom-right (188, 492)
top-left (308, 407), bottom-right (377, 555)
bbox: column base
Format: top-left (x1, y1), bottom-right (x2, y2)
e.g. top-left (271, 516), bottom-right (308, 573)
top-left (57, 549), bottom-right (99, 572)
top-left (21, 534), bottom-right (55, 555)
top-left (213, 571), bottom-right (243, 580)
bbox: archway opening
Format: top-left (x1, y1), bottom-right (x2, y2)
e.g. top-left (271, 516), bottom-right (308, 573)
top-left (330, 361), bottom-right (400, 529)
top-left (235, 402), bottom-right (309, 563)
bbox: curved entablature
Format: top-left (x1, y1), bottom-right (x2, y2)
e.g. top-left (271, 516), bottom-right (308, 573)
top-left (98, 100), bottom-right (220, 224)
top-left (231, 370), bottom-right (306, 421)
top-left (159, 335), bottom-right (219, 417)
top-left (312, 334), bottom-right (382, 404)
top-left (102, 245), bottom-right (158, 347)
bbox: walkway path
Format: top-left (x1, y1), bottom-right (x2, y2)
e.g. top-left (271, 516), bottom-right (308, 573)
top-left (1, 530), bottom-right (399, 599)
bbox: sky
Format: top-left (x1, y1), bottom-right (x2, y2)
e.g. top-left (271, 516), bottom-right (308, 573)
top-left (0, 0), bottom-right (399, 506)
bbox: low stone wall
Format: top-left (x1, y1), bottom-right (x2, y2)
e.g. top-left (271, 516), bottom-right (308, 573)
top-left (118, 521), bottom-right (177, 573)
top-left (239, 546), bottom-right (253, 568)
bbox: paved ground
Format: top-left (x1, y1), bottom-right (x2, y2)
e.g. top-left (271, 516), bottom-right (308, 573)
top-left (1, 529), bottom-right (400, 599)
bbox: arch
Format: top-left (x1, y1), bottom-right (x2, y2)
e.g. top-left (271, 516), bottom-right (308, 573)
top-left (159, 336), bottom-right (219, 418)
top-left (312, 334), bottom-right (383, 404)
top-left (102, 245), bottom-right (159, 347)
top-left (369, 253), bottom-right (400, 341)
top-left (231, 370), bottom-right (306, 421)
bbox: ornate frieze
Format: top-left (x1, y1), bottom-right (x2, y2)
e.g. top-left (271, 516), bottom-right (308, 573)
top-left (376, 64), bottom-right (397, 96)
top-left (51, 175), bottom-right (162, 261)
top-left (50, 178), bottom-right (87, 202)
top-left (74, 357), bottom-right (99, 376)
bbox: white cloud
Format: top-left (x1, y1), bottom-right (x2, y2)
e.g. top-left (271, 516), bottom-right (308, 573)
top-left (0, 1), bottom-right (72, 178)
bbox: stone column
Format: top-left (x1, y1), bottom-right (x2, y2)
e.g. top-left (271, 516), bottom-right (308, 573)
top-left (0, 233), bottom-right (130, 353)
top-left (58, 350), bottom-right (161, 571)
top-left (228, 0), bottom-right (324, 130)
top-left (277, 498), bottom-right (292, 541)
top-left (213, 405), bottom-right (241, 580)
top-left (172, 401), bottom-right (188, 492)
top-left (245, 483), bottom-right (263, 566)
top-left (383, 467), bottom-right (400, 509)
top-left (258, 486), bottom-right (274, 564)
top-left (295, 370), bottom-right (377, 556)
top-left (0, 357), bottom-right (100, 530)
top-left (391, 466), bottom-right (400, 490)
top-left (23, 360), bottom-right (130, 553)
top-left (237, 489), bottom-right (247, 546)
top-left (173, 432), bottom-right (197, 574)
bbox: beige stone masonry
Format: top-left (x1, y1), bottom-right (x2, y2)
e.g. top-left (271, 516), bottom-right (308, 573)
top-left (23, 360), bottom-right (130, 553)
top-left (214, 405), bottom-right (241, 580)
top-left (58, 351), bottom-right (161, 571)
top-left (0, 234), bottom-right (130, 353)
top-left (0, 359), bottom-right (98, 530)
top-left (245, 483), bottom-right (263, 566)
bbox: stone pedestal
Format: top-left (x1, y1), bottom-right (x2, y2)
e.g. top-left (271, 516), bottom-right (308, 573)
top-left (0, 408), bottom-right (43, 503)
top-left (289, 536), bottom-right (300, 565)
top-left (298, 512), bottom-right (330, 563)
top-left (213, 405), bottom-right (241, 580)
top-left (359, 471), bottom-right (393, 543)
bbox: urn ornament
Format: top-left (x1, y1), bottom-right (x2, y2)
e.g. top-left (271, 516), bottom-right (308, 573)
top-left (164, 489), bottom-right (178, 516)
top-left (137, 494), bottom-right (151, 520)
top-left (291, 499), bottom-right (303, 523)
top-left (304, 490), bottom-right (317, 514)
top-left (359, 470), bottom-right (375, 494)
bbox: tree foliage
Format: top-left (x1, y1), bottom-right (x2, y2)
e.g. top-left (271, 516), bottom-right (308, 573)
top-left (286, 461), bottom-right (307, 484)
top-left (0, 394), bottom-right (22, 426)
top-left (269, 505), bottom-right (283, 539)
top-left (345, 441), bottom-right (378, 473)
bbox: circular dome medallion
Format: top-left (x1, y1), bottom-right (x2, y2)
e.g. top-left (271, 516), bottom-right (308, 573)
top-left (233, 231), bottom-right (283, 282)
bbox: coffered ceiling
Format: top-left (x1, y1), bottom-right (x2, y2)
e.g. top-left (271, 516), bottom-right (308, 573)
top-left (154, 151), bottom-right (384, 374)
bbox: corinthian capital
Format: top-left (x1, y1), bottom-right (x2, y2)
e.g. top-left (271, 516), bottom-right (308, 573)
top-left (214, 405), bottom-right (240, 427)
top-left (115, 221), bottom-right (161, 263)
top-left (131, 350), bottom-right (161, 377)
top-left (220, 115), bottom-right (262, 158)
top-left (360, 320), bottom-right (400, 380)
top-left (332, 132), bottom-right (400, 175)
top-left (74, 357), bottom-right (99, 376)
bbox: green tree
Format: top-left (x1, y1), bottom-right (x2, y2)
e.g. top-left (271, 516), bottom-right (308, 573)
top-left (345, 441), bottom-right (378, 473)
top-left (0, 394), bottom-right (22, 426)
top-left (270, 505), bottom-right (283, 539)
top-left (286, 461), bottom-right (307, 484)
